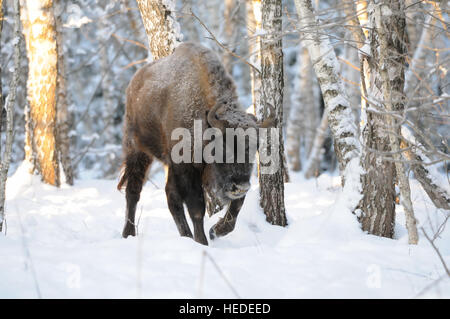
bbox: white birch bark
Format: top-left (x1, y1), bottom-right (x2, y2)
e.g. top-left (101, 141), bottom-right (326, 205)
top-left (404, 13), bottom-right (435, 95)
top-left (136, 0), bottom-right (183, 60)
top-left (293, 0), bottom-right (360, 183)
top-left (374, 2), bottom-right (418, 244)
top-left (0, 0), bottom-right (21, 232)
top-left (287, 45), bottom-right (318, 173)
top-left (304, 110), bottom-right (328, 179)
top-left (401, 128), bottom-right (450, 210)
top-left (358, 0), bottom-right (409, 239)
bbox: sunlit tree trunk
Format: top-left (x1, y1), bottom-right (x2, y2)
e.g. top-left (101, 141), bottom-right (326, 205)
top-left (136, 0), bottom-right (182, 60)
top-left (21, 0), bottom-right (60, 186)
top-left (356, 0), bottom-right (369, 38)
top-left (0, 0), bottom-right (21, 232)
top-left (257, 0), bottom-right (287, 226)
top-left (54, 0), bottom-right (73, 185)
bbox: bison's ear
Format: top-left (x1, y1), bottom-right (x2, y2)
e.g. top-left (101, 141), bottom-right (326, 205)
top-left (250, 114), bottom-right (259, 125)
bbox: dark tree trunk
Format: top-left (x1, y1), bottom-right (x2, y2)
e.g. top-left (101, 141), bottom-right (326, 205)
top-left (359, 0), bottom-right (409, 238)
top-left (257, 0), bottom-right (287, 226)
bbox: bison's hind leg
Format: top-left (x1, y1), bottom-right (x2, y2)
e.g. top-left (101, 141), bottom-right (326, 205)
top-left (119, 151), bottom-right (152, 238)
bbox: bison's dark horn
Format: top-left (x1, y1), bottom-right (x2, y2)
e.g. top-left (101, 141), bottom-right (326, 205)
top-left (258, 102), bottom-right (276, 128)
top-left (207, 102), bottom-right (227, 133)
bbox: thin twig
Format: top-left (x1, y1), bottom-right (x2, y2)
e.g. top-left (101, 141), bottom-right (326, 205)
top-left (198, 250), bottom-right (241, 298)
top-left (421, 227), bottom-right (450, 277)
top-left (190, 10), bottom-right (261, 75)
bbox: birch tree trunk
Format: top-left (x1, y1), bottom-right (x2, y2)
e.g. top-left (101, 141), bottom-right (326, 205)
top-left (293, 0), bottom-right (360, 183)
top-left (358, 0), bottom-right (404, 239)
top-left (257, 0), bottom-right (287, 226)
top-left (246, 0), bottom-right (262, 112)
top-left (401, 130), bottom-right (450, 210)
top-left (0, 0), bottom-right (3, 134)
top-left (54, 0), bottom-right (73, 185)
top-left (404, 13), bottom-right (435, 96)
top-left (0, 0), bottom-right (21, 232)
top-left (304, 110), bottom-right (328, 178)
top-left (136, 0), bottom-right (182, 60)
top-left (374, 0), bottom-right (418, 244)
top-left (287, 45), bottom-right (318, 172)
top-left (0, 0), bottom-right (3, 231)
top-left (404, 0), bottom-right (424, 54)
top-left (98, 5), bottom-right (118, 178)
top-left (342, 0), bottom-right (363, 125)
top-left (22, 0), bottom-right (60, 186)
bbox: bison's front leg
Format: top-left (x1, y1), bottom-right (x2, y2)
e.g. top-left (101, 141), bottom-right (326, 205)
top-left (185, 188), bottom-right (208, 246)
top-left (209, 197), bottom-right (245, 240)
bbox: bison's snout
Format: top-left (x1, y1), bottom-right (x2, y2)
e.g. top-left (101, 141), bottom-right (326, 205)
top-left (226, 182), bottom-right (250, 199)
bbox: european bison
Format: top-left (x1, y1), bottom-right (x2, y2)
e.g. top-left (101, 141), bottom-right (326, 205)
top-left (118, 42), bottom-right (273, 245)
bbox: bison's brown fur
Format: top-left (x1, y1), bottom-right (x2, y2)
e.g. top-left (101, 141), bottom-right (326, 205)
top-left (118, 42), bottom-right (267, 245)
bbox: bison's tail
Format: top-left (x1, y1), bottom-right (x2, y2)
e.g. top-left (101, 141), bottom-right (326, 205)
top-left (117, 152), bottom-right (153, 192)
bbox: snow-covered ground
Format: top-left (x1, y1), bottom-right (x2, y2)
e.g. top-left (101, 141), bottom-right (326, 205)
top-left (0, 163), bottom-right (449, 298)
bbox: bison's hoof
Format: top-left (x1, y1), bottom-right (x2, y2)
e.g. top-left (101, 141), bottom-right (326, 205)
top-left (122, 224), bottom-right (136, 238)
top-left (195, 234), bottom-right (209, 246)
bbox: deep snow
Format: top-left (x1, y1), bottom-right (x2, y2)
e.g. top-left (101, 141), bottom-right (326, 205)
top-left (0, 162), bottom-right (449, 298)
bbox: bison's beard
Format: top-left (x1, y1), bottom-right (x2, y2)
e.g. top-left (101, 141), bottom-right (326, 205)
top-left (203, 186), bottom-right (229, 217)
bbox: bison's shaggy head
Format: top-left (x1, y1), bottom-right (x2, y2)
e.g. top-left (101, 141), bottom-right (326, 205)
top-left (202, 100), bottom-right (275, 216)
